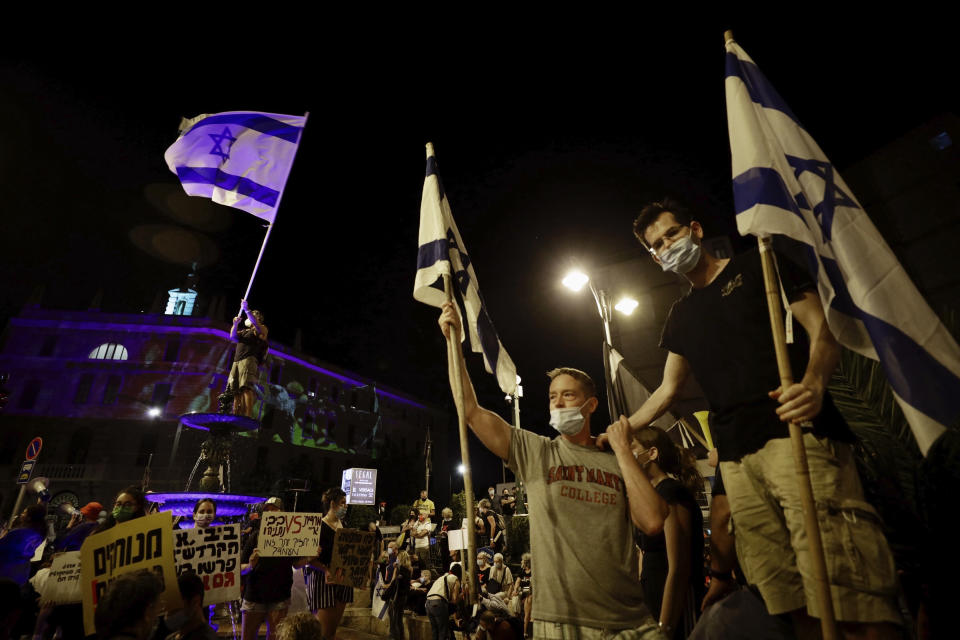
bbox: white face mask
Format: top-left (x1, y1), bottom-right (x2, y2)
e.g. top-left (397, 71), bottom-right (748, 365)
top-left (194, 513), bottom-right (214, 527)
top-left (658, 234), bottom-right (702, 274)
top-left (549, 403), bottom-right (588, 436)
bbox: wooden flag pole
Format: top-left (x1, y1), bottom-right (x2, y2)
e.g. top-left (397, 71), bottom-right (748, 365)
top-left (757, 235), bottom-right (838, 639)
top-left (443, 272), bottom-right (478, 605)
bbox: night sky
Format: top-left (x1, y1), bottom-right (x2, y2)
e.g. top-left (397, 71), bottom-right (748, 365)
top-left (1, 21), bottom-right (955, 491)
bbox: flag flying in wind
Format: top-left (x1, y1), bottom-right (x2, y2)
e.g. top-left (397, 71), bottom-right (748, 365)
top-left (164, 111), bottom-right (306, 222)
top-left (724, 36), bottom-right (960, 455)
top-left (414, 143), bottom-right (518, 396)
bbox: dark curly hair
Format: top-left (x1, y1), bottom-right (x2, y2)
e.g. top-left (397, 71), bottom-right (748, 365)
top-left (633, 197), bottom-right (693, 249)
top-left (321, 487), bottom-right (346, 515)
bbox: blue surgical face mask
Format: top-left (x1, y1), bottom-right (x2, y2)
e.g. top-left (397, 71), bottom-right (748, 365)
top-left (549, 403), bottom-right (587, 436)
top-left (336, 506), bottom-right (348, 520)
top-left (658, 234), bottom-right (702, 274)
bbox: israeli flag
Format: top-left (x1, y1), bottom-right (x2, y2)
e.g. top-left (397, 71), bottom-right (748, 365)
top-left (414, 143), bottom-right (518, 396)
top-left (164, 111), bottom-right (306, 222)
top-left (725, 37), bottom-right (960, 455)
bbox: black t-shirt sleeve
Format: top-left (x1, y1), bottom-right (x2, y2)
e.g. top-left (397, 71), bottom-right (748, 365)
top-left (774, 250), bottom-right (816, 302)
top-left (318, 522), bottom-right (335, 565)
top-left (241, 532), bottom-right (257, 564)
top-left (658, 300), bottom-right (685, 355)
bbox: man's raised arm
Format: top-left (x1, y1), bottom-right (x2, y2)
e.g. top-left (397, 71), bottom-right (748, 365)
top-left (625, 351), bottom-right (690, 430)
top-left (598, 351), bottom-right (690, 451)
top-left (439, 302), bottom-right (512, 461)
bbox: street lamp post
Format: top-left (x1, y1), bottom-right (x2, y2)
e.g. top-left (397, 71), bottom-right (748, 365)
top-left (562, 269), bottom-right (638, 347)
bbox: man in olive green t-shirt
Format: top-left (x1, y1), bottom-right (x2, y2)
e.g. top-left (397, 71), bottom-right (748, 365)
top-left (439, 303), bottom-right (669, 639)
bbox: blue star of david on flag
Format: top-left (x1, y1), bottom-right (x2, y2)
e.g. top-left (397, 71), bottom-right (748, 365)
top-left (164, 111), bottom-right (306, 223)
top-left (208, 127), bottom-right (237, 162)
top-left (724, 36), bottom-right (960, 455)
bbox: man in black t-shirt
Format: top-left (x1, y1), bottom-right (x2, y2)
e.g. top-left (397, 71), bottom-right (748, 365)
top-left (610, 199), bottom-right (900, 637)
top-left (226, 298), bottom-right (268, 418)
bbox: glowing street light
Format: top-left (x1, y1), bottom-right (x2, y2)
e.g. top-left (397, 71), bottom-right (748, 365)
top-left (614, 297), bottom-right (639, 315)
top-left (147, 407), bottom-right (162, 418)
top-left (457, 464), bottom-right (466, 474)
top-left (562, 270), bottom-right (590, 292)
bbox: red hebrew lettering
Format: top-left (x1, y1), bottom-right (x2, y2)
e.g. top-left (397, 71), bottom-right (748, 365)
top-left (213, 573), bottom-right (224, 588)
top-left (224, 573), bottom-right (235, 587)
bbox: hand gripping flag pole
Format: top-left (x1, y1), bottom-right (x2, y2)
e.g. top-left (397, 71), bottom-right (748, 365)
top-left (758, 234), bottom-right (838, 639)
top-left (164, 110), bottom-right (310, 316)
top-left (415, 142), bottom-right (519, 604)
top-left (724, 29), bottom-right (840, 638)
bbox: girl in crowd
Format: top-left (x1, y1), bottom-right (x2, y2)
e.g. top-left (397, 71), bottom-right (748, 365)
top-left (193, 498), bottom-right (217, 528)
top-left (633, 426), bottom-right (705, 640)
top-left (512, 553), bottom-right (532, 639)
top-left (383, 550), bottom-right (412, 640)
top-left (96, 485), bottom-right (149, 533)
top-left (304, 487), bottom-right (354, 639)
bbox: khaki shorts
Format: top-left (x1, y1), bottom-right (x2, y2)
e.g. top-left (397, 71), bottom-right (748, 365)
top-left (533, 619), bottom-right (665, 640)
top-left (720, 433), bottom-right (900, 624)
top-left (228, 356), bottom-right (260, 390)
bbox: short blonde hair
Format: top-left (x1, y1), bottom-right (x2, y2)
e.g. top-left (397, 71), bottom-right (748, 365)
top-left (441, 507), bottom-right (453, 519)
top-left (276, 612), bottom-right (323, 640)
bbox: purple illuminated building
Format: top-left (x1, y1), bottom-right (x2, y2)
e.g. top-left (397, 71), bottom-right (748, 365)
top-left (0, 295), bottom-right (451, 519)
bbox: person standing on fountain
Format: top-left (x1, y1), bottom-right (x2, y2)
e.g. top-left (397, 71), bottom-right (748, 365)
top-left (227, 299), bottom-right (268, 418)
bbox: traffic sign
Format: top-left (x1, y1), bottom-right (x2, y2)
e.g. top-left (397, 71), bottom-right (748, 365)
top-left (17, 460), bottom-right (36, 485)
top-left (25, 437), bottom-right (43, 461)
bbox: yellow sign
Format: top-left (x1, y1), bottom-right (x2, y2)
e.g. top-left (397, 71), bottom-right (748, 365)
top-left (80, 512), bottom-right (182, 636)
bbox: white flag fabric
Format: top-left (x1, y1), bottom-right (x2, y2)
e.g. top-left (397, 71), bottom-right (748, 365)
top-left (414, 143), bottom-right (518, 395)
top-left (164, 111), bottom-right (306, 222)
top-left (725, 37), bottom-right (960, 455)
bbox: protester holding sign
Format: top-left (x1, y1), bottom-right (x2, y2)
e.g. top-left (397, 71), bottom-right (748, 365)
top-left (96, 486), bottom-right (149, 533)
top-left (173, 524), bottom-right (241, 605)
top-left (0, 504), bottom-right (47, 585)
top-left (303, 487), bottom-right (354, 640)
top-left (240, 497), bottom-right (314, 640)
top-left (192, 498), bottom-right (217, 529)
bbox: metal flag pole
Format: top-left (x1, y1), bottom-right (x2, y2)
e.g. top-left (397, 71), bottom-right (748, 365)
top-left (235, 111), bottom-right (310, 317)
top-left (442, 273), bottom-right (478, 605)
top-left (424, 427), bottom-right (432, 497)
top-left (757, 233), bottom-right (838, 639)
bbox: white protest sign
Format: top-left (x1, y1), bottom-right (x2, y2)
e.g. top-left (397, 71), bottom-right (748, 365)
top-left (447, 528), bottom-right (469, 551)
top-left (41, 552), bottom-right (83, 604)
top-left (173, 524), bottom-right (241, 604)
top-left (258, 512), bottom-right (323, 558)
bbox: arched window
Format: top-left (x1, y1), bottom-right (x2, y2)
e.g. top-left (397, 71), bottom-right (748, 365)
top-left (88, 343), bottom-right (128, 360)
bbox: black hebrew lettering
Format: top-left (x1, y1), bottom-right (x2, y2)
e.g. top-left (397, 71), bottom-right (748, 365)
top-left (223, 527), bottom-right (238, 540)
top-left (132, 532), bottom-right (146, 563)
top-left (203, 528), bottom-right (221, 543)
top-left (182, 547), bottom-right (195, 560)
top-left (94, 548), bottom-right (107, 576)
top-left (225, 558), bottom-right (237, 571)
top-left (216, 542), bottom-right (226, 556)
top-left (176, 531), bottom-right (193, 546)
top-left (115, 538), bottom-right (127, 569)
top-left (146, 529), bottom-right (162, 559)
top-left (227, 542), bottom-right (239, 554)
top-left (200, 561), bottom-right (215, 573)
top-left (216, 559), bottom-right (225, 572)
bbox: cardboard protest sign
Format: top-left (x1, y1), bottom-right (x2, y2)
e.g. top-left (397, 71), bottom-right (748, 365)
top-left (173, 524), bottom-right (241, 604)
top-left (259, 512), bottom-right (323, 558)
top-left (41, 551), bottom-right (83, 604)
top-left (80, 512), bottom-right (182, 636)
top-left (328, 528), bottom-right (375, 589)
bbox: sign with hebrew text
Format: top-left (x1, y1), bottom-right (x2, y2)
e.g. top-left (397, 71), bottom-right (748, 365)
top-left (259, 512), bottom-right (324, 557)
top-left (328, 528), bottom-right (375, 589)
top-left (173, 524), bottom-right (241, 604)
top-left (80, 512), bottom-right (182, 635)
